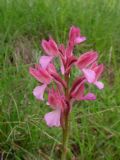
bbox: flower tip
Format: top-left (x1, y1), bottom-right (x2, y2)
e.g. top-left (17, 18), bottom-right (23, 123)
top-left (94, 81), bottom-right (104, 90)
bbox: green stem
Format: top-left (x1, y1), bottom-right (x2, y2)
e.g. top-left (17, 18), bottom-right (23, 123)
top-left (61, 74), bottom-right (70, 160)
top-left (61, 115), bottom-right (70, 160)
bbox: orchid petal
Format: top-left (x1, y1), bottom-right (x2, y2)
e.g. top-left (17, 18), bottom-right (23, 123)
top-left (33, 84), bottom-right (47, 100)
top-left (49, 38), bottom-right (59, 55)
top-left (29, 66), bottom-right (52, 84)
top-left (69, 26), bottom-right (80, 43)
top-left (50, 72), bottom-right (67, 88)
top-left (41, 38), bottom-right (59, 56)
top-left (94, 81), bottom-right (104, 89)
top-left (71, 79), bottom-right (85, 100)
top-left (72, 85), bottom-right (84, 100)
top-left (90, 61), bottom-right (98, 69)
top-left (94, 64), bottom-right (104, 81)
top-left (69, 26), bottom-right (86, 45)
top-left (75, 36), bottom-right (86, 44)
top-left (29, 67), bottom-right (41, 82)
top-left (39, 56), bottom-right (53, 69)
top-left (47, 63), bottom-right (57, 75)
top-left (76, 51), bottom-right (98, 69)
top-left (81, 93), bottom-right (96, 100)
top-left (82, 68), bottom-right (96, 83)
top-left (61, 64), bottom-right (65, 75)
top-left (41, 40), bottom-right (50, 55)
top-left (37, 68), bottom-right (52, 84)
top-left (44, 109), bottom-right (61, 127)
top-left (48, 91), bottom-right (59, 109)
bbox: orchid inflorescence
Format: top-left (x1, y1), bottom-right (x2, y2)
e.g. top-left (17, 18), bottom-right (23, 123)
top-left (29, 26), bottom-right (104, 128)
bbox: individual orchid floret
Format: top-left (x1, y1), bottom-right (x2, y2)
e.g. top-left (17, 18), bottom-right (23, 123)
top-left (29, 65), bottom-right (52, 84)
top-left (29, 65), bottom-right (51, 100)
top-left (75, 51), bottom-right (98, 83)
top-left (29, 62), bottom-right (67, 100)
top-left (44, 89), bottom-right (66, 127)
top-left (70, 77), bottom-right (96, 101)
top-left (40, 38), bottom-right (59, 69)
top-left (64, 26), bottom-right (86, 58)
top-left (75, 51), bottom-right (102, 86)
top-left (69, 26), bottom-right (86, 46)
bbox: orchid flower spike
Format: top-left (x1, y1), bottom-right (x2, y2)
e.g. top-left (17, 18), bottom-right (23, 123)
top-left (29, 26), bottom-right (104, 127)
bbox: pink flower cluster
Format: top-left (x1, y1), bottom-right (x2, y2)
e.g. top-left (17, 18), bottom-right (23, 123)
top-left (29, 26), bottom-right (104, 127)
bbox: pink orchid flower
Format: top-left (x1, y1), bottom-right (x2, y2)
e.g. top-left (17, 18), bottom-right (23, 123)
top-left (69, 26), bottom-right (86, 47)
top-left (70, 77), bottom-right (96, 101)
top-left (29, 26), bottom-right (104, 128)
top-left (75, 51), bottom-right (98, 83)
top-left (44, 89), bottom-right (67, 127)
top-left (40, 38), bottom-right (59, 69)
top-left (29, 63), bottom-right (66, 101)
top-left (29, 65), bottom-right (51, 100)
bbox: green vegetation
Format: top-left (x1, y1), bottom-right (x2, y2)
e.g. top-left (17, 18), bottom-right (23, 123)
top-left (0, 0), bottom-right (120, 159)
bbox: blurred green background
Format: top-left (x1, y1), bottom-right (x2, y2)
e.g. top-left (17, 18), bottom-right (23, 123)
top-left (0, 0), bottom-right (120, 159)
